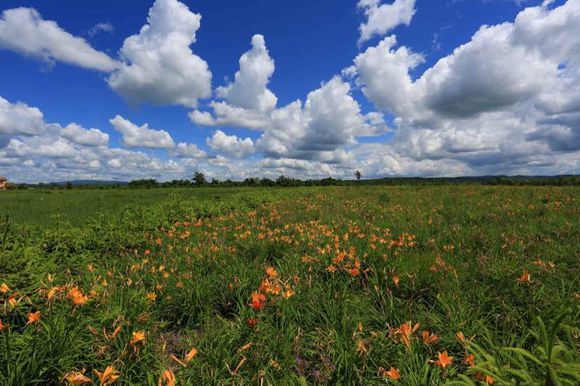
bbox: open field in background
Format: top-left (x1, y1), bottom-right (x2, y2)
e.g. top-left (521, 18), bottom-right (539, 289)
top-left (0, 186), bottom-right (578, 385)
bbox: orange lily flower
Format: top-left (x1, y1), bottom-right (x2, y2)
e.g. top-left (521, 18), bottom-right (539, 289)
top-left (455, 331), bottom-right (474, 344)
top-left (265, 267), bottom-right (278, 278)
top-left (517, 270), bottom-right (531, 284)
top-left (67, 287), bottom-right (88, 306)
top-left (158, 368), bottom-right (176, 386)
top-left (0, 319), bottom-right (8, 331)
top-left (93, 365), bottom-right (120, 385)
top-left (433, 351), bottom-right (453, 368)
top-left (146, 292), bottom-right (157, 302)
top-left (130, 330), bottom-right (146, 346)
top-left (283, 287), bottom-right (295, 299)
top-left (421, 330), bottom-right (439, 345)
top-left (64, 371), bottom-right (92, 385)
top-left (0, 283), bottom-right (10, 293)
top-left (475, 373), bottom-right (495, 384)
top-left (7, 294), bottom-right (20, 309)
top-left (106, 326), bottom-right (122, 340)
top-left (465, 354), bottom-right (475, 367)
top-left (47, 286), bottom-right (61, 302)
top-left (185, 347), bottom-right (198, 363)
top-left (392, 274), bottom-right (400, 287)
top-left (347, 267), bottom-right (360, 277)
top-left (250, 292), bottom-right (266, 311)
top-left (356, 339), bottom-right (368, 355)
top-left (397, 321), bottom-right (420, 347)
top-left (380, 366), bottom-right (401, 380)
top-left (27, 311), bottom-right (41, 325)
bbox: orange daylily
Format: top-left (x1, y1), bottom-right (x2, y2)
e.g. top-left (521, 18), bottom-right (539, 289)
top-left (247, 318), bottom-right (258, 328)
top-left (465, 354), bottom-right (475, 367)
top-left (283, 288), bottom-right (295, 299)
top-left (130, 330), bottom-right (146, 346)
top-left (455, 331), bottom-right (474, 344)
top-left (346, 266), bottom-right (360, 277)
top-left (64, 371), bottom-right (92, 385)
top-left (47, 286), bottom-right (61, 302)
top-left (380, 366), bottom-right (401, 380)
top-left (356, 339), bottom-right (368, 355)
top-left (0, 283), bottom-right (10, 293)
top-left (0, 319), bottom-right (8, 331)
top-left (93, 365), bottom-right (121, 385)
top-left (392, 274), bottom-right (400, 287)
top-left (185, 347), bottom-right (198, 363)
top-left (7, 294), bottom-right (20, 309)
top-left (146, 292), bottom-right (157, 302)
top-left (27, 311), bottom-right (41, 325)
top-left (67, 287), bottom-right (88, 306)
top-left (433, 351), bottom-right (453, 368)
top-left (106, 326), bottom-right (122, 340)
top-left (475, 373), bottom-right (494, 384)
top-left (265, 267), bottom-right (278, 278)
top-left (250, 292), bottom-right (266, 311)
top-left (517, 270), bottom-right (531, 284)
top-left (421, 330), bottom-right (439, 345)
top-left (158, 368), bottom-right (176, 386)
top-left (396, 321), bottom-right (420, 347)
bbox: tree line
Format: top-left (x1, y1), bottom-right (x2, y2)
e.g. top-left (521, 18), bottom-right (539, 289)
top-left (6, 172), bottom-right (579, 190)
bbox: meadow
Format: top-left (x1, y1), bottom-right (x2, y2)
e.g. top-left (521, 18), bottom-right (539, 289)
top-left (0, 186), bottom-right (578, 385)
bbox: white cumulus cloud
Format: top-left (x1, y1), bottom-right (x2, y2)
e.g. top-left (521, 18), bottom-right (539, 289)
top-left (110, 115), bottom-right (175, 149)
top-left (216, 34), bottom-right (277, 112)
top-left (61, 123), bottom-right (109, 147)
top-left (207, 130), bottom-right (255, 159)
top-left (0, 7), bottom-right (118, 71)
top-left (0, 97), bottom-right (45, 136)
top-left (358, 0), bottom-right (417, 44)
top-left (107, 0), bottom-right (212, 107)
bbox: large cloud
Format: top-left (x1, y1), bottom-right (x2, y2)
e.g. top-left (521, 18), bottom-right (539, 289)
top-left (257, 77), bottom-right (387, 159)
top-left (216, 34), bottom-right (277, 112)
top-left (191, 35), bottom-right (387, 162)
top-left (0, 8), bottom-right (118, 71)
top-left (207, 130), bottom-right (255, 159)
top-left (60, 123), bottom-right (109, 147)
top-left (108, 0), bottom-right (212, 107)
top-left (190, 34), bottom-right (277, 129)
top-left (174, 142), bottom-right (208, 159)
top-left (357, 0), bottom-right (417, 44)
top-left (110, 115), bottom-right (175, 149)
top-left (348, 0), bottom-right (580, 175)
top-left (0, 97), bottom-right (45, 136)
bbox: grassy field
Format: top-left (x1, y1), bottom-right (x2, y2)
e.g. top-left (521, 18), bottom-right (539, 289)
top-left (0, 186), bottom-right (578, 385)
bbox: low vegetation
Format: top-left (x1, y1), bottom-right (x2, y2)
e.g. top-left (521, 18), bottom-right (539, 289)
top-left (0, 186), bottom-right (578, 384)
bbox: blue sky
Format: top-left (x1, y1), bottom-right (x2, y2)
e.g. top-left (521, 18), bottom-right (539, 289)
top-left (0, 0), bottom-right (578, 182)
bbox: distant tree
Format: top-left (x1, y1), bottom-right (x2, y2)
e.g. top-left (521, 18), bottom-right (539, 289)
top-left (243, 178), bottom-right (260, 187)
top-left (355, 170), bottom-right (362, 181)
top-left (129, 179), bottom-right (158, 189)
top-left (260, 178), bottom-right (275, 187)
top-left (65, 181), bottom-right (73, 190)
top-left (193, 171), bottom-right (206, 186)
top-left (320, 177), bottom-right (336, 186)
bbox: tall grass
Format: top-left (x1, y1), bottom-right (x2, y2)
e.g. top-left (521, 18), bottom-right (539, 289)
top-left (0, 186), bottom-right (578, 384)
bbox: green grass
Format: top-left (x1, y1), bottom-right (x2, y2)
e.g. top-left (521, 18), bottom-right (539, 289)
top-left (0, 186), bottom-right (578, 385)
top-left (0, 187), bottom-right (268, 228)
